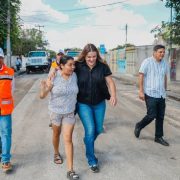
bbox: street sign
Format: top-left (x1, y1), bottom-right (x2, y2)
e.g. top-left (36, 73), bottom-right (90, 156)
top-left (99, 44), bottom-right (106, 55)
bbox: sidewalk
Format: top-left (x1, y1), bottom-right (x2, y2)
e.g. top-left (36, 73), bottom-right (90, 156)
top-left (112, 72), bottom-right (180, 101)
top-left (167, 80), bottom-right (180, 101)
top-left (14, 67), bottom-right (26, 77)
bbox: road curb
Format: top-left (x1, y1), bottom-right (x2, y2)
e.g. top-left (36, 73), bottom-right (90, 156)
top-left (14, 70), bottom-right (26, 77)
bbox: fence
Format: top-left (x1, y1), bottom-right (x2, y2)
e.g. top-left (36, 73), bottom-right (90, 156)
top-left (105, 45), bottom-right (170, 76)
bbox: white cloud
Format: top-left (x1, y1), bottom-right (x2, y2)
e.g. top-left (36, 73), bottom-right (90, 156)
top-left (19, 0), bottom-right (164, 51)
top-left (47, 24), bottom-right (155, 51)
top-left (94, 7), bottom-right (146, 27)
top-left (44, 0), bottom-right (150, 50)
top-left (20, 0), bottom-right (69, 26)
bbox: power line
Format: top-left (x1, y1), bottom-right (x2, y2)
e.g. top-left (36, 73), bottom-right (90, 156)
top-left (57, 0), bottom-right (129, 12)
top-left (20, 1), bottom-right (129, 22)
top-left (23, 19), bottom-right (113, 27)
top-left (19, 0), bottom-right (129, 31)
top-left (22, 17), bottom-right (120, 27)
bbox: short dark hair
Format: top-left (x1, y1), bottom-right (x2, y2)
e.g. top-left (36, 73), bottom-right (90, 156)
top-left (59, 55), bottom-right (74, 69)
top-left (153, 45), bottom-right (165, 52)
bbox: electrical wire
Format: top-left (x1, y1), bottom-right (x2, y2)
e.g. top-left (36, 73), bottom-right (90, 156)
top-left (57, 0), bottom-right (129, 12)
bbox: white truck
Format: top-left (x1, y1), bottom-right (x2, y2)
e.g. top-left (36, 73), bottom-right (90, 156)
top-left (26, 51), bottom-right (49, 73)
top-left (66, 50), bottom-right (81, 61)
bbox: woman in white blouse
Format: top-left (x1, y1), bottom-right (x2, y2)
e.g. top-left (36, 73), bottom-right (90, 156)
top-left (40, 55), bottom-right (79, 180)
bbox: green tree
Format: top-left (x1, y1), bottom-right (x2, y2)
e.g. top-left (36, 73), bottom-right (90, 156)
top-left (0, 0), bottom-right (21, 53)
top-left (165, 0), bottom-right (180, 45)
top-left (151, 0), bottom-right (180, 45)
top-left (15, 28), bottom-right (48, 56)
top-left (64, 47), bottom-right (82, 52)
top-left (47, 49), bottom-right (56, 59)
top-left (151, 21), bottom-right (170, 43)
top-left (111, 43), bottom-right (135, 50)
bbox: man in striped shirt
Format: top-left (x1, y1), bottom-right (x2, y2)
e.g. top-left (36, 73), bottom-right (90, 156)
top-left (134, 45), bottom-right (169, 146)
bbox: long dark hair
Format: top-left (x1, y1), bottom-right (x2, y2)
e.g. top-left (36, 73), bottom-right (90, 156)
top-left (77, 43), bottom-right (103, 62)
top-left (58, 55), bottom-right (74, 69)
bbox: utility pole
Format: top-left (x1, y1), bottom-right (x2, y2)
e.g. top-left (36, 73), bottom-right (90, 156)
top-left (169, 1), bottom-right (173, 57)
top-left (160, 0), bottom-right (175, 80)
top-left (35, 24), bottom-right (45, 49)
top-left (169, 1), bottom-right (176, 81)
top-left (124, 24), bottom-right (128, 60)
top-left (125, 24), bottom-right (128, 45)
top-left (6, 0), bottom-right (11, 67)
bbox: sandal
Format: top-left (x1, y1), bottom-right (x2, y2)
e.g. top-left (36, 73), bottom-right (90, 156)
top-left (67, 171), bottom-right (79, 180)
top-left (2, 162), bottom-right (12, 172)
top-left (54, 153), bottom-right (63, 164)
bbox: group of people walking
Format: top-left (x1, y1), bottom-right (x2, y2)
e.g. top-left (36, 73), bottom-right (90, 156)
top-left (40, 43), bottom-right (117, 179)
top-left (0, 44), bottom-right (169, 179)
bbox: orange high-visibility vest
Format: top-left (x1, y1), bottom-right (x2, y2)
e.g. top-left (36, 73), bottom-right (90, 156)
top-left (0, 65), bottom-right (14, 115)
top-left (51, 61), bottom-right (58, 69)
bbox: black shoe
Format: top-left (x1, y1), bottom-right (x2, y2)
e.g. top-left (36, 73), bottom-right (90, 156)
top-left (49, 123), bottom-right (52, 127)
top-left (90, 165), bottom-right (99, 173)
top-left (134, 123), bottom-right (141, 138)
top-left (154, 137), bottom-right (169, 146)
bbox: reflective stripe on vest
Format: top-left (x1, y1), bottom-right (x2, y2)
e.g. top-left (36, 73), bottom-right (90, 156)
top-left (0, 98), bottom-right (14, 115)
top-left (1, 100), bottom-right (12, 105)
top-left (0, 75), bottom-right (13, 80)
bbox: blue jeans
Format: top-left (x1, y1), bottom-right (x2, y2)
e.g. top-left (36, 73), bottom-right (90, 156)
top-left (77, 101), bottom-right (106, 166)
top-left (0, 115), bottom-right (12, 163)
top-left (0, 136), bottom-right (1, 156)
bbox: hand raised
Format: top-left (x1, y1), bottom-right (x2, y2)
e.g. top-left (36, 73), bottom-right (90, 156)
top-left (46, 76), bottom-right (53, 89)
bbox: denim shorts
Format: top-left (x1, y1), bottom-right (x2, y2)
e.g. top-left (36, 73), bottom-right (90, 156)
top-left (50, 112), bottom-right (76, 126)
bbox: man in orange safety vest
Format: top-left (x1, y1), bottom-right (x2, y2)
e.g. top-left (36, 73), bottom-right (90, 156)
top-left (0, 48), bottom-right (14, 172)
top-left (49, 49), bottom-right (65, 73)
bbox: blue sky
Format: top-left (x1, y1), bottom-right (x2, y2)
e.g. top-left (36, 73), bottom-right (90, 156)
top-left (20, 0), bottom-right (170, 51)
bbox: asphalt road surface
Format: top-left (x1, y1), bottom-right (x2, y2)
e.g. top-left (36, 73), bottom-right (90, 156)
top-left (1, 73), bottom-right (180, 180)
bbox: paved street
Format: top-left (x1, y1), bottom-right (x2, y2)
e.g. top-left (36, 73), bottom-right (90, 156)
top-left (0, 73), bottom-right (180, 180)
